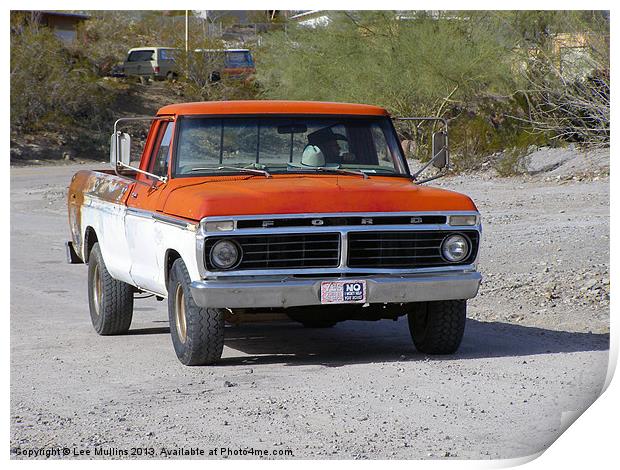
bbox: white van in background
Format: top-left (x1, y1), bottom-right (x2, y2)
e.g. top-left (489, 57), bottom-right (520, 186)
top-left (116, 47), bottom-right (178, 80)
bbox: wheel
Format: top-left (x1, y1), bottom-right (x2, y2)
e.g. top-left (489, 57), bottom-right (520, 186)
top-left (168, 258), bottom-right (225, 365)
top-left (87, 243), bottom-right (133, 335)
top-left (407, 300), bottom-right (466, 354)
top-left (166, 71), bottom-right (177, 81)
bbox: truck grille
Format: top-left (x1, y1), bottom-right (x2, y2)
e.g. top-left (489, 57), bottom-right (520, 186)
top-left (236, 215), bottom-right (446, 229)
top-left (347, 230), bottom-right (479, 268)
top-left (205, 233), bottom-right (340, 270)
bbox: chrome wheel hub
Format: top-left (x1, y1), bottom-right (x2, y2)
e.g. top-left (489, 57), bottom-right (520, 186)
top-left (92, 264), bottom-right (103, 316)
top-left (174, 284), bottom-right (187, 343)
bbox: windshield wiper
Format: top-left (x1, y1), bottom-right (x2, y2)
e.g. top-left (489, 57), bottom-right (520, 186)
top-left (288, 164), bottom-right (368, 179)
top-left (189, 166), bottom-right (272, 178)
top-left (316, 167), bottom-right (368, 179)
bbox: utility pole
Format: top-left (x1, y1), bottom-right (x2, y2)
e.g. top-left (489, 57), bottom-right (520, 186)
top-left (185, 10), bottom-right (189, 79)
top-left (185, 10), bottom-right (189, 53)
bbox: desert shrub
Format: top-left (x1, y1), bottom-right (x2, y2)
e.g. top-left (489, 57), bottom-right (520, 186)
top-left (255, 11), bottom-right (522, 168)
top-left (257, 12), bottom-right (514, 116)
top-left (166, 38), bottom-right (259, 101)
top-left (518, 53), bottom-right (609, 147)
top-left (256, 10), bottom-right (609, 171)
top-left (10, 25), bottom-right (113, 134)
top-left (75, 11), bottom-right (192, 76)
top-left (500, 11), bottom-right (609, 147)
top-left (75, 12), bottom-right (260, 102)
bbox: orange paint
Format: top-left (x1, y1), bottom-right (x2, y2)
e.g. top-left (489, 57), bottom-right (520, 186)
top-left (94, 101), bottom-right (475, 223)
top-left (157, 101), bottom-right (390, 117)
top-left (157, 174), bottom-right (477, 221)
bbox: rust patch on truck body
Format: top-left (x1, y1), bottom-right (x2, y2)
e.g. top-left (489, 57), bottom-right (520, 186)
top-left (67, 169), bottom-right (133, 259)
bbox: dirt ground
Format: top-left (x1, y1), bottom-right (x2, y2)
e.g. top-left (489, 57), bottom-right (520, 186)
top-left (10, 162), bottom-right (609, 460)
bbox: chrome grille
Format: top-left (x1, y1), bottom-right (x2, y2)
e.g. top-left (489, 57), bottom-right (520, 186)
top-left (347, 230), bottom-right (479, 268)
top-left (204, 233), bottom-right (340, 270)
top-left (235, 215), bottom-right (447, 228)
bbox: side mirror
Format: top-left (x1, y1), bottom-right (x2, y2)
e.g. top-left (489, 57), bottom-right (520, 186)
top-left (110, 132), bottom-right (131, 168)
top-left (431, 130), bottom-right (448, 169)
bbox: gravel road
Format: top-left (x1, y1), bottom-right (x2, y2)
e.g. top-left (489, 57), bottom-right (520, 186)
top-left (10, 163), bottom-right (609, 460)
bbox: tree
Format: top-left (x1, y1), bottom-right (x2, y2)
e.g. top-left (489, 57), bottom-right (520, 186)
top-left (257, 11), bottom-right (514, 117)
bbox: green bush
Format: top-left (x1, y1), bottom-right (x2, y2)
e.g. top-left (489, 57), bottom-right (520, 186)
top-left (257, 12), bottom-right (514, 115)
top-left (255, 12), bottom-right (522, 167)
top-left (10, 25), bottom-right (113, 134)
top-left (256, 11), bottom-right (609, 171)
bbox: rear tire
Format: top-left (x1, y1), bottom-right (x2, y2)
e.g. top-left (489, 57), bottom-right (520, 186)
top-left (87, 243), bottom-right (134, 335)
top-left (168, 258), bottom-right (225, 365)
top-left (407, 300), bottom-right (466, 354)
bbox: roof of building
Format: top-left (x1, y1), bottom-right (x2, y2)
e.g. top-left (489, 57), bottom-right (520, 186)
top-left (157, 100), bottom-right (389, 116)
top-left (37, 11), bottom-right (90, 20)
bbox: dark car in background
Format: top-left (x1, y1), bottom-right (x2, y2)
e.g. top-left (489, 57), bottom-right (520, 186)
top-left (194, 48), bottom-right (255, 82)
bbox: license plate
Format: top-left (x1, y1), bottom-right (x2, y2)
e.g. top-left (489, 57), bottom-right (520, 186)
top-left (320, 280), bottom-right (367, 304)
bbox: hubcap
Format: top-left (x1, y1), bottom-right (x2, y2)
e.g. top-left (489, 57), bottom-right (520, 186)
top-left (174, 284), bottom-right (187, 343)
top-left (92, 264), bottom-right (103, 316)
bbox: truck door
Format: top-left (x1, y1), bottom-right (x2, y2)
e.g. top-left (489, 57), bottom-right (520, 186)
top-left (125, 120), bottom-right (174, 294)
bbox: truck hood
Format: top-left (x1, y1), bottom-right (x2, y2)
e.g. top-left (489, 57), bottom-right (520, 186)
top-left (161, 174), bottom-right (477, 221)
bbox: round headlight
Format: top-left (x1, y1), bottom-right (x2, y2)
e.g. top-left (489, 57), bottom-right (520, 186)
top-left (441, 234), bottom-right (470, 262)
top-left (209, 239), bottom-right (241, 269)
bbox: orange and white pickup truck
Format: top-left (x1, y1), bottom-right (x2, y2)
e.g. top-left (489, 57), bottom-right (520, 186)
top-left (66, 101), bottom-right (482, 366)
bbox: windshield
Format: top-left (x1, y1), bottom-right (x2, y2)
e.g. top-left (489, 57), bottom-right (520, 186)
top-left (174, 116), bottom-right (408, 177)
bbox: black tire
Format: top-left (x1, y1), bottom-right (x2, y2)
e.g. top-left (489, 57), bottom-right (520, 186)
top-left (168, 258), bottom-right (225, 365)
top-left (87, 243), bottom-right (134, 335)
top-left (407, 300), bottom-right (466, 354)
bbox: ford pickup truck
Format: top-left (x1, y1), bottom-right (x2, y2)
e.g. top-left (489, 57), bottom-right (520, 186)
top-left (66, 101), bottom-right (482, 366)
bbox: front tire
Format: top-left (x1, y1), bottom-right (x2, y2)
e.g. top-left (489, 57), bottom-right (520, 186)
top-left (87, 243), bottom-right (134, 335)
top-left (407, 300), bottom-right (466, 354)
top-left (168, 259), bottom-right (225, 365)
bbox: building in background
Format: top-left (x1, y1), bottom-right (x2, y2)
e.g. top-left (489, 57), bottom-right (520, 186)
top-left (13, 11), bottom-right (90, 44)
top-left (287, 10), bottom-right (331, 27)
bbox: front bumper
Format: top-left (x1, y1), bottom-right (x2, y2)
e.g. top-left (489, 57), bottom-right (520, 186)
top-left (190, 271), bottom-right (482, 309)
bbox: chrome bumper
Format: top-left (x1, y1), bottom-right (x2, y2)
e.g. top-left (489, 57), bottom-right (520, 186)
top-left (190, 271), bottom-right (482, 309)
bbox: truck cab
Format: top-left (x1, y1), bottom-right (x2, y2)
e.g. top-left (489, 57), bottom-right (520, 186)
top-left (67, 101), bottom-right (482, 366)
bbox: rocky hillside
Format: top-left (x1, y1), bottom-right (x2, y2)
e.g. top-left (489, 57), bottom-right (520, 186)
top-left (10, 80), bottom-right (185, 166)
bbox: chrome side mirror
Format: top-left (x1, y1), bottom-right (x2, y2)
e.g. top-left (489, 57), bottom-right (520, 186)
top-left (431, 130), bottom-right (448, 169)
top-left (110, 132), bottom-right (131, 168)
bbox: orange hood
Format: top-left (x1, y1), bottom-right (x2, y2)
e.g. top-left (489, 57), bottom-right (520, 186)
top-left (161, 175), bottom-right (477, 221)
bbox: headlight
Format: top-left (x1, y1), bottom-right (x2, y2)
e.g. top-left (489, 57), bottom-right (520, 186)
top-left (441, 234), bottom-right (470, 262)
top-left (209, 239), bottom-right (241, 269)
